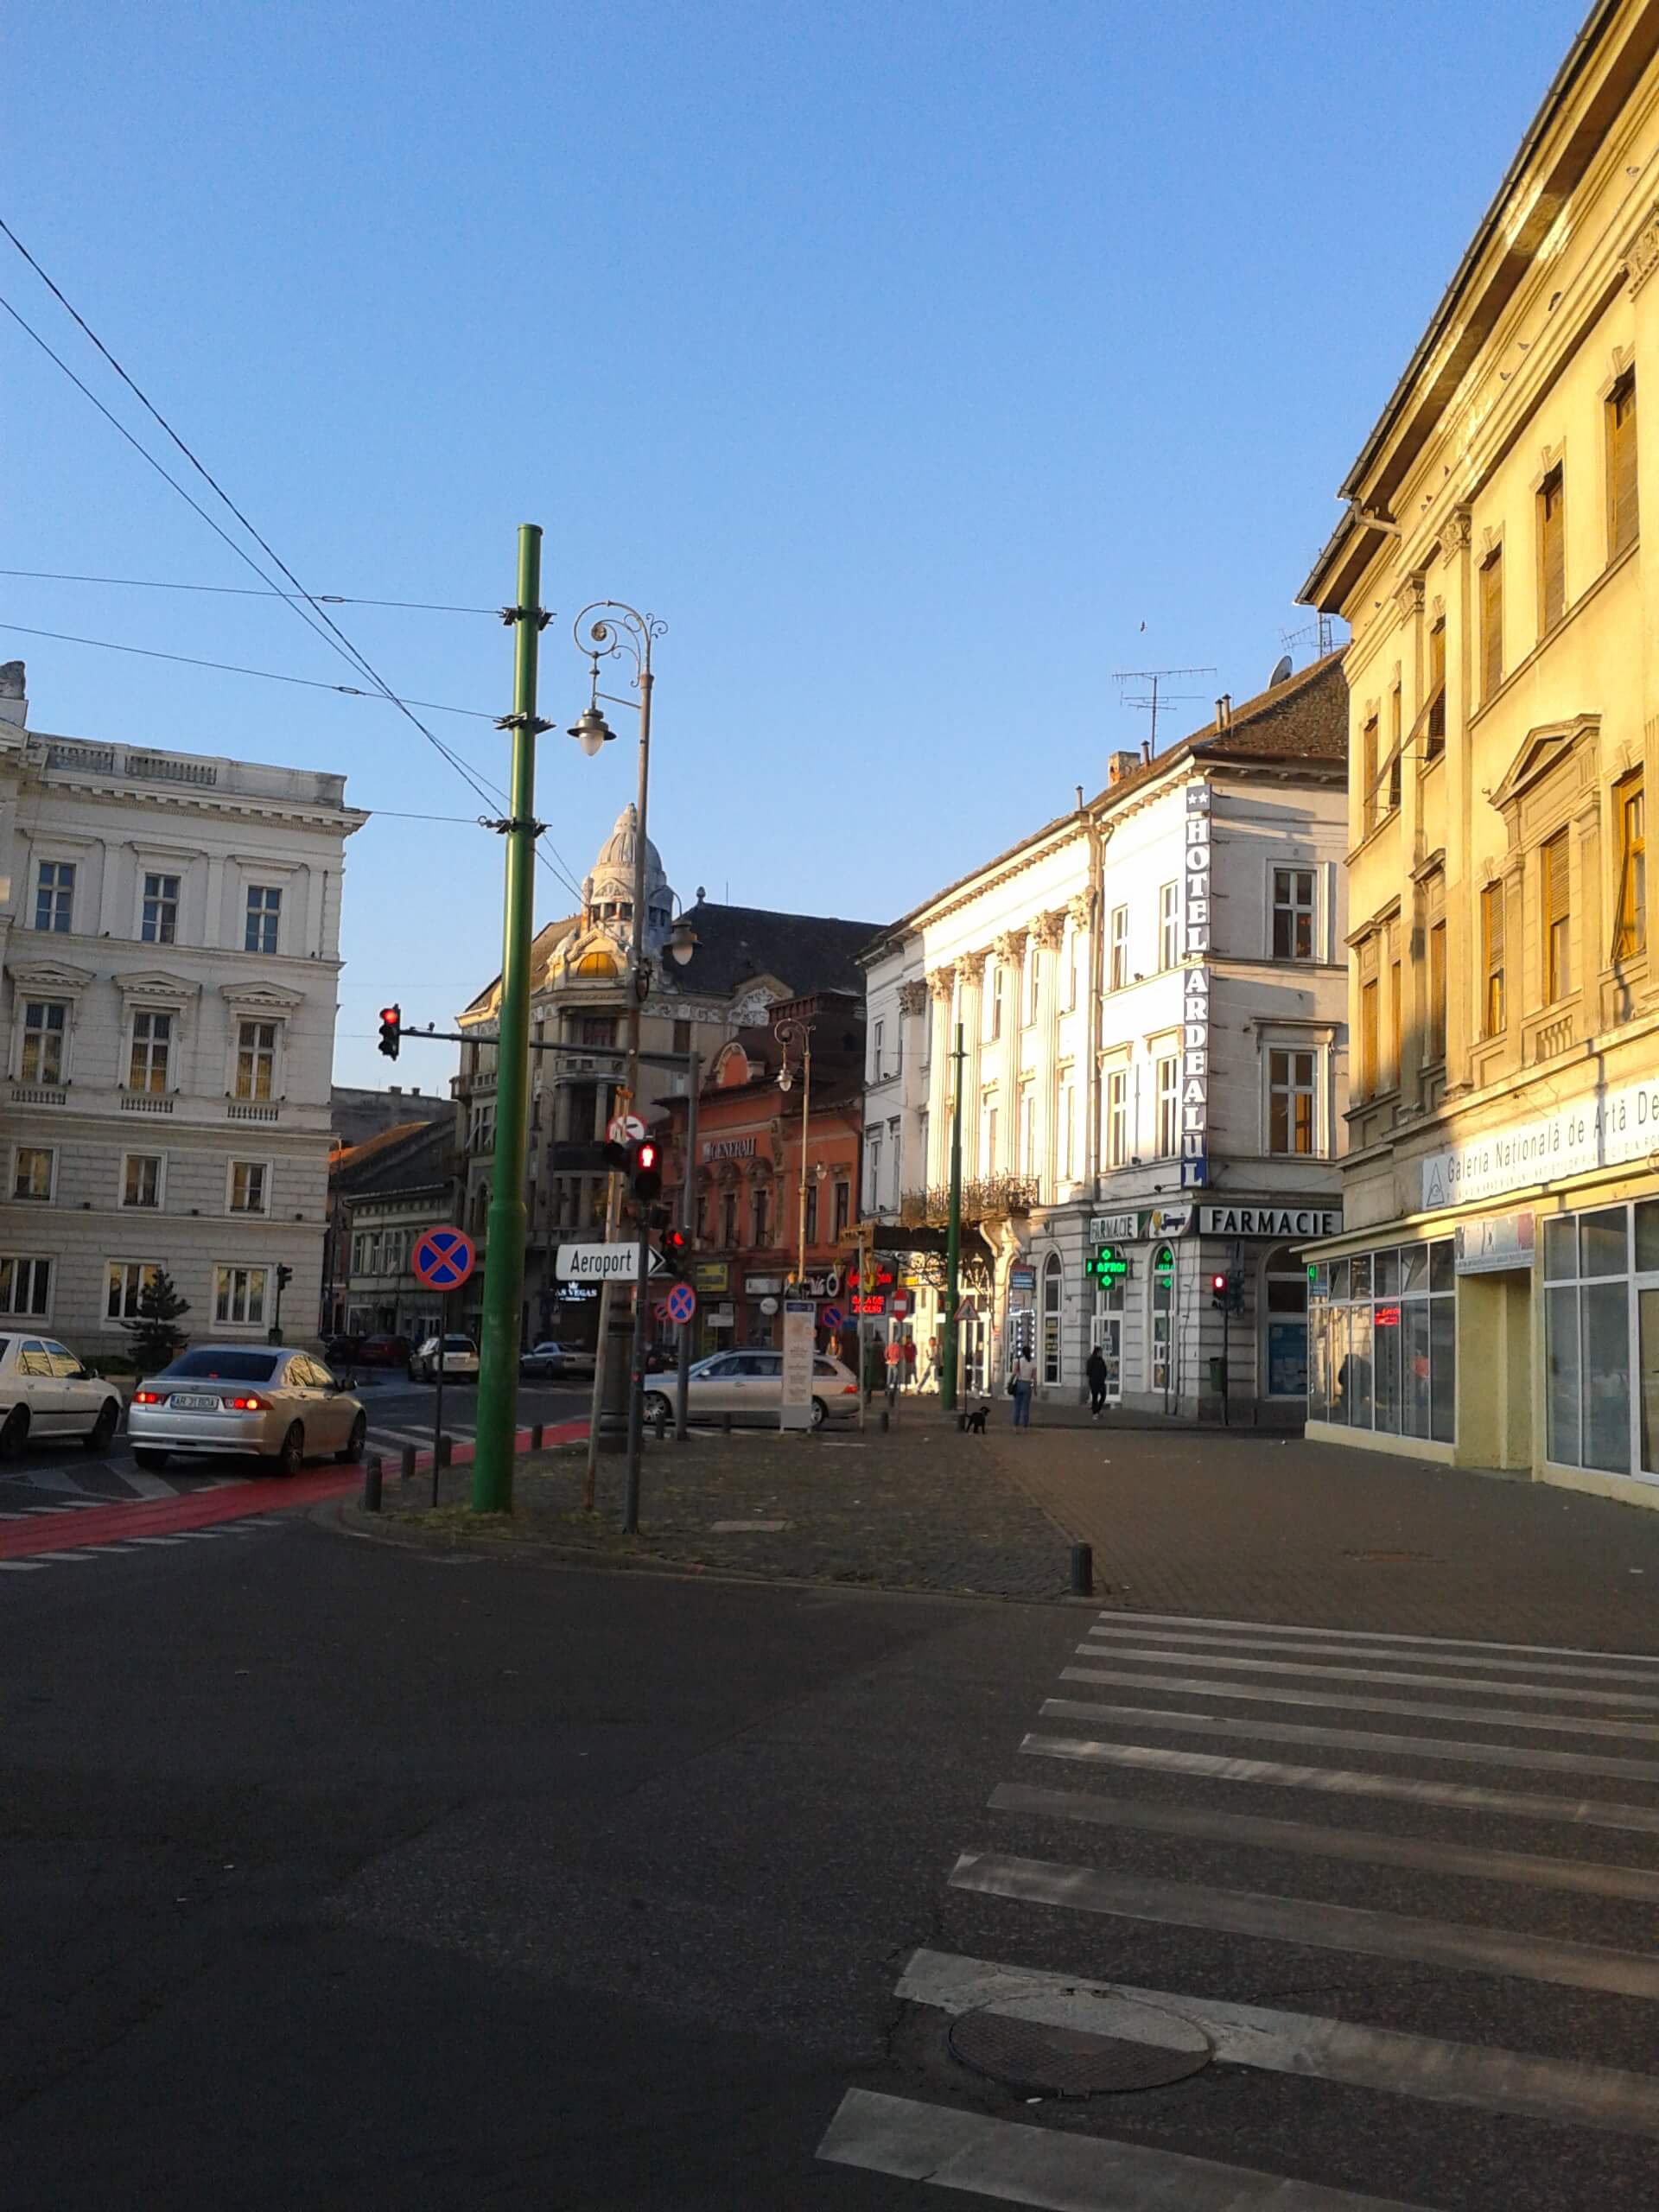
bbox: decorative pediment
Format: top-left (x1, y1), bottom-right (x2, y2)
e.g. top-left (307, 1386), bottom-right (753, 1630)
top-left (118, 968), bottom-right (200, 1004)
top-left (713, 1041), bottom-right (753, 1087)
top-left (218, 979), bottom-right (304, 1014)
top-left (1485, 715), bottom-right (1599, 816)
top-left (5, 957), bottom-right (95, 998)
top-left (729, 983), bottom-right (784, 1027)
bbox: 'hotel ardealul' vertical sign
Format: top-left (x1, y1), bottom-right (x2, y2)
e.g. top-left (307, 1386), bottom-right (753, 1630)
top-left (1180, 781), bottom-right (1210, 1187)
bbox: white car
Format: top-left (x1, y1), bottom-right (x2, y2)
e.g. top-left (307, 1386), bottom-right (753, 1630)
top-left (410, 1334), bottom-right (480, 1382)
top-left (126, 1347), bottom-right (366, 1474)
top-left (643, 1349), bottom-right (859, 1431)
top-left (0, 1333), bottom-right (123, 1458)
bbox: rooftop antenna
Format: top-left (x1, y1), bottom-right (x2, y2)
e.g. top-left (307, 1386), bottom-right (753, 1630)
top-left (1111, 665), bottom-right (1216, 758)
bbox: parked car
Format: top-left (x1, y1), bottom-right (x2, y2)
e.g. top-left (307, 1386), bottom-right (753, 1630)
top-left (354, 1333), bottom-right (412, 1369)
top-left (643, 1349), bottom-right (858, 1431)
top-left (409, 1334), bottom-right (480, 1382)
top-left (322, 1332), bottom-right (362, 1366)
top-left (519, 1339), bottom-right (595, 1380)
top-left (126, 1346), bottom-right (365, 1475)
top-left (0, 1334), bottom-right (123, 1457)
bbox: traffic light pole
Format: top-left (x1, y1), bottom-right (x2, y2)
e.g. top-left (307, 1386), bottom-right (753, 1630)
top-left (471, 524), bottom-right (547, 1515)
top-left (940, 1022), bottom-right (964, 1414)
top-left (675, 1052), bottom-right (700, 1444)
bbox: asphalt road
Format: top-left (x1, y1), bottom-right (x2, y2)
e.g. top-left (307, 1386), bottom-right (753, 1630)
top-left (0, 1373), bottom-right (590, 1509)
top-left (5, 1502), bottom-right (1659, 2209)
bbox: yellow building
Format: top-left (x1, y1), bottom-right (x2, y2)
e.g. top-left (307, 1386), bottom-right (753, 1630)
top-left (1300, 0), bottom-right (1659, 1506)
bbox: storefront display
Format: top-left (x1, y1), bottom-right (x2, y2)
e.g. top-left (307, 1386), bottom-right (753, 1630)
top-left (1542, 1201), bottom-right (1659, 1481)
top-left (1308, 1239), bottom-right (1455, 1443)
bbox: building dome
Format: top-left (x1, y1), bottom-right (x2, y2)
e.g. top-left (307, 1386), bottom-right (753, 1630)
top-left (581, 803), bottom-right (676, 948)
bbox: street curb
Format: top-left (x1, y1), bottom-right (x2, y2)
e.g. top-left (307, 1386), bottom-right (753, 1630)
top-left (312, 1497), bottom-right (1090, 1609)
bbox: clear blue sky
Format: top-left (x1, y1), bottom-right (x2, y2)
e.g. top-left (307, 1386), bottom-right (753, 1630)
top-left (8, 1), bottom-right (1574, 1087)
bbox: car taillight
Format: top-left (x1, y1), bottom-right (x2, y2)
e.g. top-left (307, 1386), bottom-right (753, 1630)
top-left (841, 1384), bottom-right (857, 1395)
top-left (225, 1394), bottom-right (270, 1412)
top-left (132, 1389), bottom-right (162, 1405)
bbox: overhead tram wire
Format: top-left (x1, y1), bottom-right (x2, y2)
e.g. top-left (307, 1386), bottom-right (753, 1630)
top-left (0, 232), bottom-right (589, 907)
top-left (0, 568), bottom-right (498, 614)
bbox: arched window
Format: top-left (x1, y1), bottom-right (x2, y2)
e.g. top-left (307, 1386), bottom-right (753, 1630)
top-left (574, 951), bottom-right (619, 978)
top-left (1042, 1250), bottom-right (1064, 1384)
top-left (1149, 1243), bottom-right (1175, 1400)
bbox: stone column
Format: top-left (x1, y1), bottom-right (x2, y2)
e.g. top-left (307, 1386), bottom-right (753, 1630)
top-left (1031, 910), bottom-right (1066, 1200)
top-left (925, 967), bottom-right (955, 1191)
top-left (1068, 891), bottom-right (1096, 1185)
top-left (993, 928), bottom-right (1028, 1179)
top-left (956, 950), bottom-right (986, 1188)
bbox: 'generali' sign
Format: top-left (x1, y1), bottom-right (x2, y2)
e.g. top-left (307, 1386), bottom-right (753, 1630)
top-left (702, 1135), bottom-right (757, 1163)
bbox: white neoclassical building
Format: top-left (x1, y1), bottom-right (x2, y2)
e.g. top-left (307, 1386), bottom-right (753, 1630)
top-left (0, 663), bottom-right (365, 1357)
top-left (863, 654), bottom-right (1351, 1418)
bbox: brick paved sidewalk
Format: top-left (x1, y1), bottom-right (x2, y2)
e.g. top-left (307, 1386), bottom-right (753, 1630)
top-left (988, 1420), bottom-right (1659, 1651)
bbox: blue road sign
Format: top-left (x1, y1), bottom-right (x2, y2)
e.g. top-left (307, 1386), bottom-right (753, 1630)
top-left (411, 1225), bottom-right (476, 1291)
top-left (665, 1281), bottom-right (696, 1326)
top-left (820, 1304), bottom-right (842, 1333)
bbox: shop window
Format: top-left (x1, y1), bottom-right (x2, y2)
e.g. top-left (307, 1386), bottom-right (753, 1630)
top-left (1042, 1253), bottom-right (1063, 1386)
top-left (1308, 1238), bottom-right (1454, 1443)
top-left (1544, 1202), bottom-right (1648, 1477)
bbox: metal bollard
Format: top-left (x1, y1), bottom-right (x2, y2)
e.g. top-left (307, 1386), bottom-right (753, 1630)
top-left (399, 1442), bottom-right (416, 1484)
top-left (362, 1456), bottom-right (383, 1513)
top-left (437, 1433), bottom-right (453, 1468)
top-left (530, 1421), bottom-right (543, 1452)
top-left (1070, 1541), bottom-right (1094, 1598)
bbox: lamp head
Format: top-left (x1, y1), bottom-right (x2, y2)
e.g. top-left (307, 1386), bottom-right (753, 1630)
top-left (666, 914), bottom-right (699, 968)
top-left (568, 703), bottom-right (614, 758)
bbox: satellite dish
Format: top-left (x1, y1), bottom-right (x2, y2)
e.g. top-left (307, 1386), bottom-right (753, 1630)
top-left (1268, 652), bottom-right (1294, 688)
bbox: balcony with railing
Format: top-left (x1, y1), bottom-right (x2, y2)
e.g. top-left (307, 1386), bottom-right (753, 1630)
top-left (896, 1174), bottom-right (1040, 1229)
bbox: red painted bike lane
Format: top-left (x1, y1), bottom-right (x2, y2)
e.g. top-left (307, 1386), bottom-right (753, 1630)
top-left (0, 1418), bottom-right (587, 1560)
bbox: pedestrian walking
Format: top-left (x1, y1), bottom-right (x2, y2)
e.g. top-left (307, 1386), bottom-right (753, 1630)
top-left (1086, 1342), bottom-right (1109, 1419)
top-left (1008, 1348), bottom-right (1036, 1429)
top-left (901, 1335), bottom-right (918, 1391)
top-left (920, 1334), bottom-right (940, 1390)
top-left (884, 1336), bottom-right (901, 1407)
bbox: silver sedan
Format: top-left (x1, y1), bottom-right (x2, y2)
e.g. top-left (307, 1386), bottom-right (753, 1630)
top-left (126, 1345), bottom-right (366, 1476)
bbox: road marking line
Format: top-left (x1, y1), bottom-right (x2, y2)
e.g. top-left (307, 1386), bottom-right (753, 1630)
top-left (950, 1847), bottom-right (1659, 1999)
top-left (119, 1467), bottom-right (188, 1501)
top-left (124, 1535), bottom-right (192, 1547)
top-left (1098, 1607), bottom-right (1659, 1670)
top-left (0, 1558), bottom-right (49, 1571)
top-left (816, 2087), bottom-right (1432, 2209)
top-left (0, 1511), bottom-right (35, 1520)
top-left (1077, 1634), bottom-right (1659, 1707)
top-left (1041, 1694), bottom-right (1659, 1783)
top-left (897, 1948), bottom-right (1659, 2140)
top-left (988, 1780), bottom-right (1659, 1904)
top-left (26, 1550), bottom-right (105, 1563)
top-left (1058, 1663), bottom-right (1659, 1743)
top-left (1020, 1732), bottom-right (1659, 1835)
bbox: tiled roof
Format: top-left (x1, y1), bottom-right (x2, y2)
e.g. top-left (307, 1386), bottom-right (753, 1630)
top-left (338, 1118), bottom-right (456, 1199)
top-left (671, 902), bottom-right (883, 1000)
top-left (1086, 650), bottom-right (1348, 811)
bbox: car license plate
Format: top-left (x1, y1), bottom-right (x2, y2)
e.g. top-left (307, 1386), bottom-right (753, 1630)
top-left (168, 1394), bottom-right (220, 1411)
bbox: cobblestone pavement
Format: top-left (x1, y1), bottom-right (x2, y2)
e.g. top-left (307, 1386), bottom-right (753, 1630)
top-left (351, 1415), bottom-right (1073, 1599)
top-left (988, 1419), bottom-right (1659, 1649)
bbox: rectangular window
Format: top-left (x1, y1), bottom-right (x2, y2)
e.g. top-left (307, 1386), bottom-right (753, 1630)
top-left (1066, 930), bottom-right (1080, 1012)
top-left (804, 1183), bottom-right (818, 1245)
top-left (1424, 623), bottom-right (1446, 758)
top-left (0, 1256), bottom-right (51, 1317)
top-left (1059, 1078), bottom-right (1075, 1181)
top-left (721, 1193), bottom-right (737, 1248)
top-left (245, 885), bottom-right (282, 955)
top-left (1360, 977), bottom-right (1380, 1096)
top-left (12, 1147), bottom-right (53, 1201)
top-left (671, 1018), bottom-right (692, 1053)
top-left (128, 1010), bottom-right (172, 1094)
top-left (1155, 1055), bottom-right (1178, 1157)
top-left (1387, 682), bottom-right (1402, 811)
top-left (1427, 921), bottom-right (1447, 1062)
top-left (753, 1186), bottom-right (769, 1249)
top-left (105, 1261), bottom-right (159, 1321)
top-left (1026, 954), bottom-right (1039, 1025)
top-left (1019, 1084), bottom-right (1036, 1175)
top-left (1361, 713), bottom-right (1381, 834)
top-left (1480, 547), bottom-right (1503, 700)
top-left (33, 861), bottom-right (74, 933)
top-left (1268, 1049), bottom-right (1316, 1155)
top-left (577, 1016), bottom-right (617, 1048)
top-left (1109, 906), bottom-right (1128, 990)
top-left (989, 963), bottom-right (1003, 1040)
top-left (1538, 466), bottom-right (1566, 633)
top-left (123, 1154), bottom-right (162, 1209)
top-left (230, 1161), bottom-right (268, 1215)
top-left (832, 1180), bottom-right (849, 1237)
top-left (1608, 372), bottom-right (1638, 560)
top-left (142, 872), bottom-right (180, 945)
top-left (982, 1099), bottom-right (999, 1176)
top-left (1389, 930), bottom-right (1402, 1086)
top-left (235, 1020), bottom-right (277, 1100)
top-left (1614, 772), bottom-right (1646, 960)
top-left (213, 1265), bottom-right (268, 1327)
top-left (20, 1001), bottom-right (67, 1086)
top-left (1482, 883), bottom-right (1506, 1035)
top-left (1271, 868), bottom-right (1314, 960)
top-left (1158, 882), bottom-right (1179, 970)
top-left (1106, 1071), bottom-right (1128, 1167)
top-left (1542, 830), bottom-right (1571, 1001)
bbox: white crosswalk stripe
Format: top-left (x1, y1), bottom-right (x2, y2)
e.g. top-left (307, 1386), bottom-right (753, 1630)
top-left (817, 1605), bottom-right (1659, 2209)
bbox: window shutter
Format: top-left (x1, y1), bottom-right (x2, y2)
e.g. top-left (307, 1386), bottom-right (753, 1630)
top-left (1541, 472), bottom-right (1566, 629)
top-left (1480, 551), bottom-right (1503, 696)
top-left (1545, 833), bottom-right (1570, 925)
top-left (1612, 378), bottom-right (1638, 557)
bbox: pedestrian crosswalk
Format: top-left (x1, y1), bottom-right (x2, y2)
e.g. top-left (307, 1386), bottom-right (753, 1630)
top-left (0, 1516), bottom-right (283, 1572)
top-left (817, 1605), bottom-right (1659, 2209)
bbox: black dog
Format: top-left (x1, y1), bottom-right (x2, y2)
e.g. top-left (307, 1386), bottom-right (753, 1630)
top-left (961, 1404), bottom-right (988, 1434)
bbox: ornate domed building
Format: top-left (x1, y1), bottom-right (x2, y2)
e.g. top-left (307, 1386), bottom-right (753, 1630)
top-left (451, 807), bottom-right (880, 1348)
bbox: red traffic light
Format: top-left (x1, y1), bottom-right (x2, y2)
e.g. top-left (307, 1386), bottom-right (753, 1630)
top-left (630, 1136), bottom-right (663, 1205)
top-left (377, 1004), bottom-right (402, 1061)
top-left (636, 1140), bottom-right (658, 1172)
top-left (1211, 1274), bottom-right (1226, 1291)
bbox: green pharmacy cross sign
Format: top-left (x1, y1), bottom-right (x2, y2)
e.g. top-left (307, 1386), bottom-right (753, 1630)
top-left (1086, 1243), bottom-right (1129, 1283)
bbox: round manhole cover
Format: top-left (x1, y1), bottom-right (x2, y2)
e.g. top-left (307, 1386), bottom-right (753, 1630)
top-left (948, 1993), bottom-right (1212, 2098)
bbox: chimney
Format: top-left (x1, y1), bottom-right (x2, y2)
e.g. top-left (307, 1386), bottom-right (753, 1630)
top-left (412, 1086), bottom-right (422, 1096)
top-left (1218, 694), bottom-right (1232, 729)
top-left (0, 659), bottom-right (26, 730)
top-left (388, 1084), bottom-right (401, 1096)
top-left (1107, 749), bottom-right (1138, 786)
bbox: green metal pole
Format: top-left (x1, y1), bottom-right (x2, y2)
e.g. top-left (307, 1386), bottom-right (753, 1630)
top-left (940, 1020), bottom-right (964, 1413)
top-left (471, 523), bottom-right (544, 1513)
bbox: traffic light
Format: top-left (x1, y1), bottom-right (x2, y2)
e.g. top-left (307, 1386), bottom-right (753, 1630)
top-left (630, 1137), bottom-right (663, 1205)
top-left (378, 1005), bottom-right (401, 1060)
top-left (1228, 1270), bottom-right (1246, 1316)
top-left (276, 1263), bottom-right (293, 1291)
top-left (1211, 1271), bottom-right (1228, 1310)
top-left (658, 1224), bottom-right (690, 1275)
